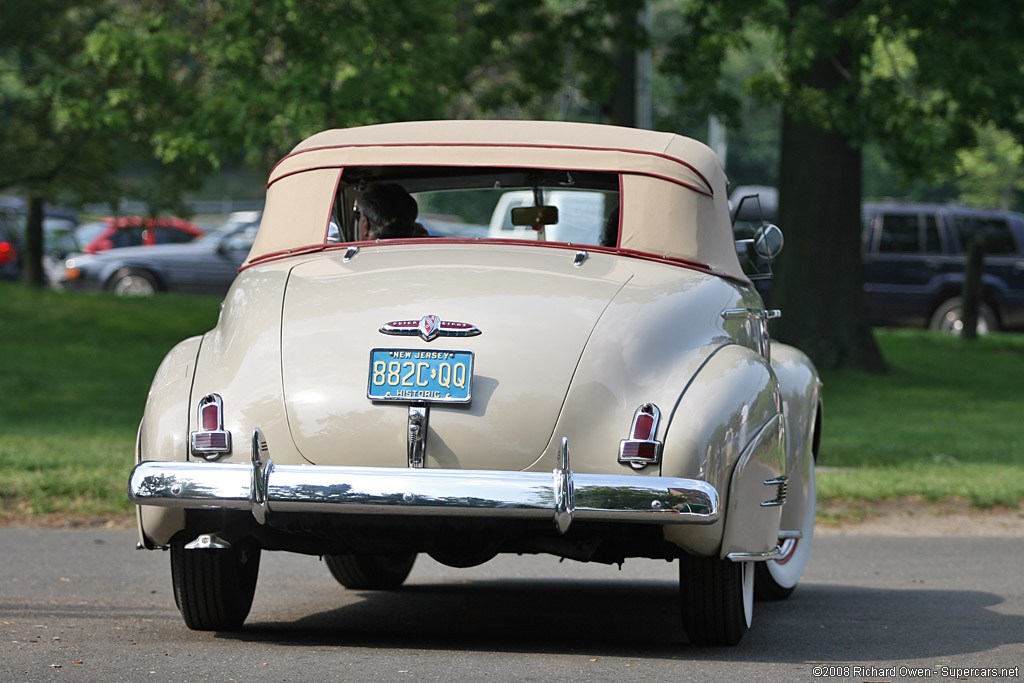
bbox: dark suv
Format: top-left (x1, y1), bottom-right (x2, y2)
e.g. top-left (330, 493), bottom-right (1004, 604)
top-left (862, 203), bottom-right (1024, 333)
top-left (728, 186), bottom-right (1024, 334)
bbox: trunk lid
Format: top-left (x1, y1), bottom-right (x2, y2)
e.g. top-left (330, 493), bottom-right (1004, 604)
top-left (280, 245), bottom-right (631, 471)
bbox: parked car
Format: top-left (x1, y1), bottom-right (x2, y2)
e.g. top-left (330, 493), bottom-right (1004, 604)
top-left (75, 216), bottom-right (204, 253)
top-left (0, 196), bottom-right (79, 281)
top-left (62, 211), bottom-right (261, 295)
top-left (728, 187), bottom-right (1024, 333)
top-left (862, 203), bottom-right (1024, 333)
top-left (127, 121), bottom-right (822, 646)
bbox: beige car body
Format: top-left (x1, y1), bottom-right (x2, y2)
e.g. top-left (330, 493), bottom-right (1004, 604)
top-left (129, 120), bottom-right (821, 643)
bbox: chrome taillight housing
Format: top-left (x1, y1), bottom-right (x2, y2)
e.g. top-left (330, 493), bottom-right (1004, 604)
top-left (190, 393), bottom-right (232, 460)
top-left (618, 403), bottom-right (663, 469)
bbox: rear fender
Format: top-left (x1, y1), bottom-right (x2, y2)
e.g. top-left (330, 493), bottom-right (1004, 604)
top-left (660, 343), bottom-right (784, 557)
top-left (135, 335), bottom-right (202, 548)
top-left (719, 413), bottom-right (785, 558)
top-left (770, 343), bottom-right (821, 536)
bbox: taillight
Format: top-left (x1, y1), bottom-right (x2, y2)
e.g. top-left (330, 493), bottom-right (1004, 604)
top-left (190, 394), bottom-right (232, 460)
top-left (200, 401), bottom-right (220, 430)
top-left (0, 241), bottom-right (17, 266)
top-left (632, 412), bottom-right (655, 440)
top-left (618, 403), bottom-right (663, 469)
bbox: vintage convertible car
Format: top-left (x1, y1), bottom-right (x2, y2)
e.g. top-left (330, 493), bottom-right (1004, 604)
top-left (128, 120), bottom-right (822, 646)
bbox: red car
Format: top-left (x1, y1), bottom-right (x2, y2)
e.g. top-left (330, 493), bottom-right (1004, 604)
top-left (75, 216), bottom-right (204, 253)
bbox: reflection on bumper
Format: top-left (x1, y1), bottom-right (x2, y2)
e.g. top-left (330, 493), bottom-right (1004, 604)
top-left (129, 460), bottom-right (719, 529)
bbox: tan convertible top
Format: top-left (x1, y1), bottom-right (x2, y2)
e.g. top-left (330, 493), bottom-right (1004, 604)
top-left (250, 120), bottom-right (746, 281)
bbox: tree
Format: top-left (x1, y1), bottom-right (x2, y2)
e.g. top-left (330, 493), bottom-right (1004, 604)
top-left (0, 0), bottom-right (202, 286)
top-left (660, 0), bottom-right (1024, 369)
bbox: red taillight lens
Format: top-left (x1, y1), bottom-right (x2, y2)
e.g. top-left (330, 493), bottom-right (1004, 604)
top-left (619, 441), bottom-right (660, 461)
top-left (632, 412), bottom-right (655, 440)
top-left (200, 401), bottom-right (220, 430)
top-left (0, 241), bottom-right (16, 266)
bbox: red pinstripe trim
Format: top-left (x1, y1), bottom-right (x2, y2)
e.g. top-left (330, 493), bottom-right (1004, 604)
top-left (268, 163), bottom-right (709, 198)
top-left (268, 141), bottom-right (714, 196)
top-left (268, 165), bottom-right (347, 186)
top-left (241, 238), bottom-right (745, 284)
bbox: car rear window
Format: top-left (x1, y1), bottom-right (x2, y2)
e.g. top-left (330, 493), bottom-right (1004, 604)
top-left (330, 166), bottom-right (621, 248)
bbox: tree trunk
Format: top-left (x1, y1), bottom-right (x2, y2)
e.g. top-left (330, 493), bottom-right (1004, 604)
top-left (607, 8), bottom-right (637, 128)
top-left (770, 56), bottom-right (885, 371)
top-left (21, 196), bottom-right (45, 288)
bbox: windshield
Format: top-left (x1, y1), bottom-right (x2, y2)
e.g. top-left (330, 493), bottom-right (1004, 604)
top-left (195, 212), bottom-right (263, 246)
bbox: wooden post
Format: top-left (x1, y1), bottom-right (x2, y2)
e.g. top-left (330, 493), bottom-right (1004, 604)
top-left (961, 238), bottom-right (984, 340)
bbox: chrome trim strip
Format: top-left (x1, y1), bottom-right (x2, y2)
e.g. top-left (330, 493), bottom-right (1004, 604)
top-left (552, 437), bottom-right (575, 534)
top-left (721, 308), bottom-right (761, 320)
top-left (726, 548), bottom-right (781, 562)
top-left (250, 429), bottom-right (271, 525)
top-left (761, 475), bottom-right (788, 507)
top-left (129, 460), bottom-right (720, 526)
top-left (721, 308), bottom-right (782, 321)
top-left (407, 406), bottom-right (429, 468)
top-left (778, 530), bottom-right (803, 540)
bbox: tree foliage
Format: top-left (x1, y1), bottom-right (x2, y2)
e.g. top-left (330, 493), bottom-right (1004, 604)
top-left (955, 124), bottom-right (1024, 211)
top-left (6, 0), bottom-right (1022, 354)
top-left (660, 0), bottom-right (1024, 369)
top-left (4, 0), bottom-right (648, 283)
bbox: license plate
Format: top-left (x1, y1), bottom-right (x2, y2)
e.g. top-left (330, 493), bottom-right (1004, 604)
top-left (367, 348), bottom-right (474, 403)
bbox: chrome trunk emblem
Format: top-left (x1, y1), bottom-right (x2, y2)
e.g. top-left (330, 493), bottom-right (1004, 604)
top-left (380, 315), bottom-right (482, 342)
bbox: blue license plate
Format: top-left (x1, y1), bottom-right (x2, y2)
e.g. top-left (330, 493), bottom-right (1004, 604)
top-left (367, 348), bottom-right (474, 403)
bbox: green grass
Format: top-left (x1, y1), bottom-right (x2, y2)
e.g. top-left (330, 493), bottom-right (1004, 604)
top-left (817, 328), bottom-right (1024, 507)
top-left (1, 283), bottom-right (1022, 520)
top-left (0, 283), bottom-right (221, 519)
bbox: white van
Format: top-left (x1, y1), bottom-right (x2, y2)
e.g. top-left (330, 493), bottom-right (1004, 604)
top-left (487, 190), bottom-right (614, 245)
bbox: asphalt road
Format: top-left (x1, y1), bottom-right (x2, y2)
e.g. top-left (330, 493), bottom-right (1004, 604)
top-left (1, 528), bottom-right (1022, 682)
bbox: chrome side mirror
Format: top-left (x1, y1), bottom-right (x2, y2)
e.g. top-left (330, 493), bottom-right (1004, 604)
top-left (753, 224), bottom-right (784, 261)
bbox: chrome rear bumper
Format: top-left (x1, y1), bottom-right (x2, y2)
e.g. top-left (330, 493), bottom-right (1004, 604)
top-left (129, 431), bottom-right (719, 533)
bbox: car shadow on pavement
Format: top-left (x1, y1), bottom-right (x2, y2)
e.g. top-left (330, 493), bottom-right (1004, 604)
top-left (229, 579), bottom-right (1023, 659)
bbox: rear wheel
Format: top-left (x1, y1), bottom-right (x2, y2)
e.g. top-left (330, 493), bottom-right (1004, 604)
top-left (755, 461), bottom-right (816, 601)
top-left (324, 552), bottom-right (417, 590)
top-left (929, 296), bottom-right (998, 335)
top-left (109, 268), bottom-right (158, 296)
top-left (679, 554), bottom-right (753, 646)
top-left (170, 538), bottom-right (261, 631)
